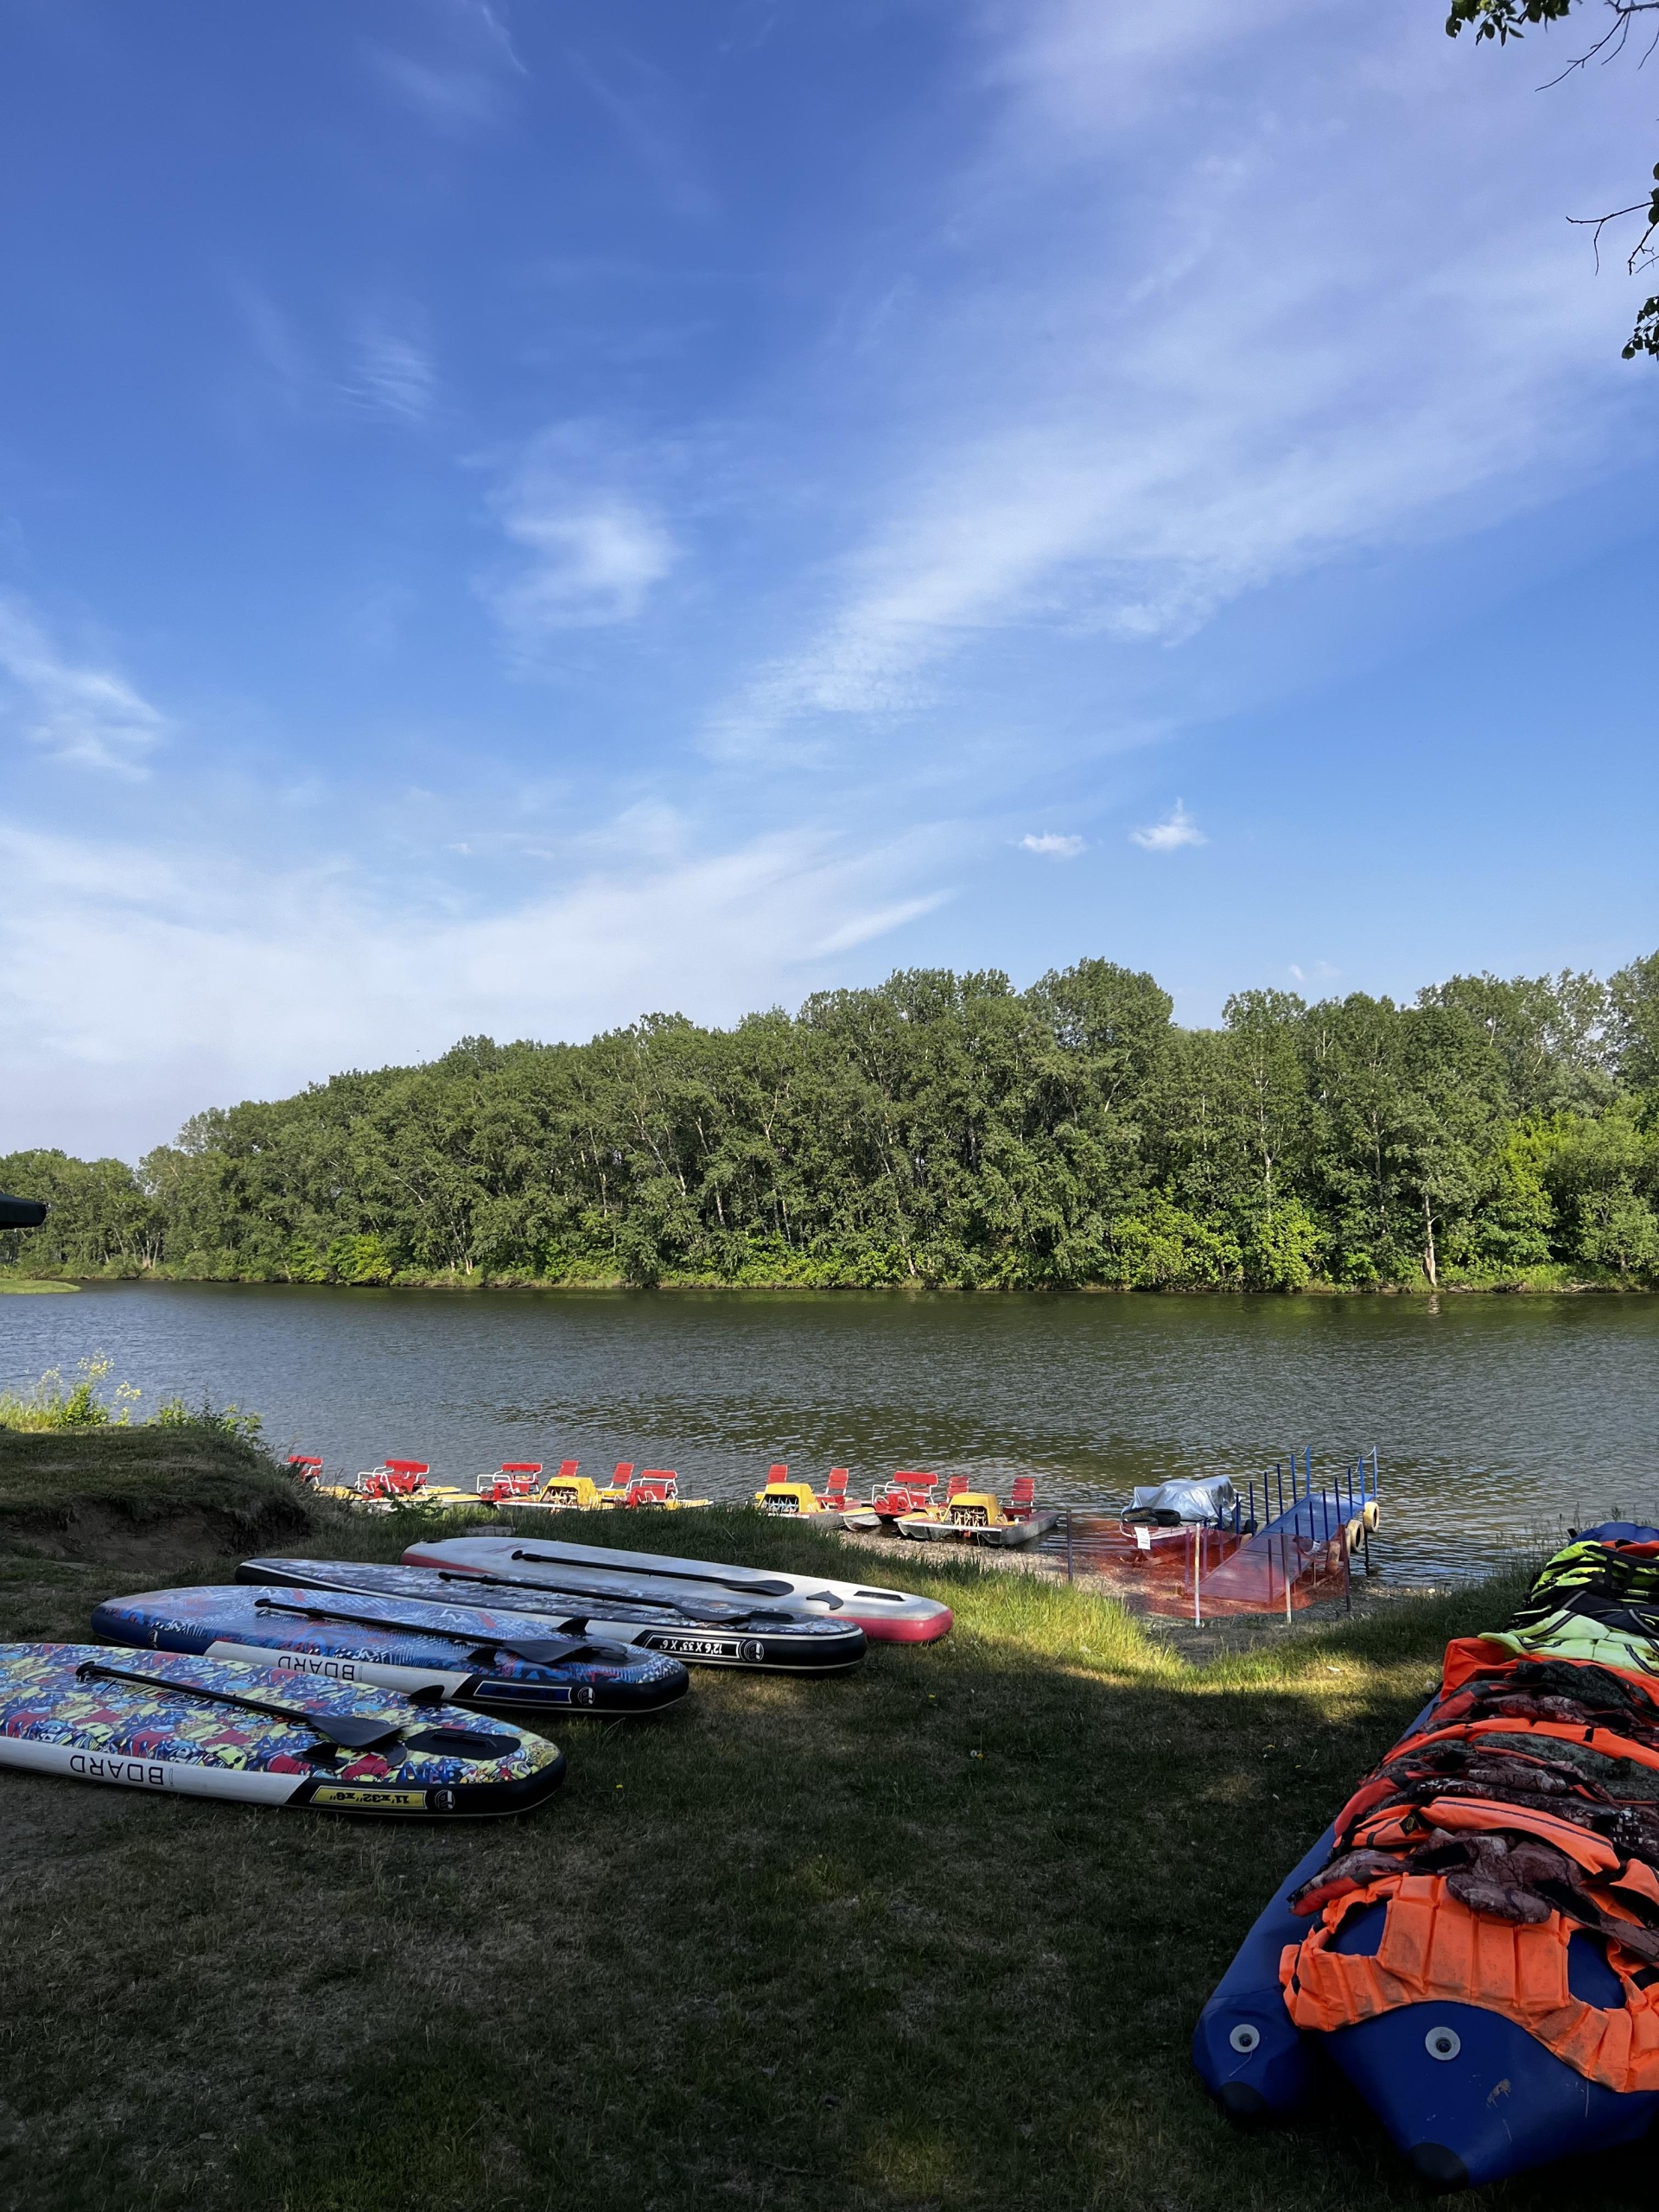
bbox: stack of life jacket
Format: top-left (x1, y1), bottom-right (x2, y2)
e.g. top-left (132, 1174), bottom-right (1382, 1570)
top-left (1192, 1523), bottom-right (1659, 2191)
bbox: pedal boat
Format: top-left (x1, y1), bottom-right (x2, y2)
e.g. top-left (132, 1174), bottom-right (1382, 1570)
top-left (474, 1462), bottom-right (546, 1503)
top-left (353, 1461), bottom-right (496, 1516)
top-left (288, 1455), bottom-right (385, 1511)
top-left (869, 1471), bottom-right (943, 1529)
top-left (896, 1478), bottom-right (1057, 1548)
top-left (506, 1462), bottom-right (712, 1512)
top-left (753, 1466), bottom-right (879, 1530)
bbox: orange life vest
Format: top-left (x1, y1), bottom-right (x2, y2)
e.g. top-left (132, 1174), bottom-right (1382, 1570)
top-left (1280, 1624), bottom-right (1659, 2090)
top-left (1281, 1872), bottom-right (1659, 2094)
top-left (1329, 1723), bottom-right (1659, 1851)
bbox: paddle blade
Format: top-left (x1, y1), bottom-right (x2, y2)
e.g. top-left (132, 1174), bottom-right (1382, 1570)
top-left (477, 1636), bottom-right (621, 1667)
top-left (403, 1727), bottom-right (521, 1759)
top-left (309, 1713), bottom-right (406, 1751)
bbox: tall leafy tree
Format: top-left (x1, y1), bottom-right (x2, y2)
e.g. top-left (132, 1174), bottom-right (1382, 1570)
top-left (8, 950), bottom-right (1659, 1291)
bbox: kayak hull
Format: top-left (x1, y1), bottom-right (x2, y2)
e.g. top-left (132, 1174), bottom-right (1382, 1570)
top-left (0, 1643), bottom-right (565, 1817)
top-left (1327, 1999), bottom-right (1659, 2190)
top-left (1196, 1544), bottom-right (1659, 2185)
top-left (402, 1534), bottom-right (954, 1644)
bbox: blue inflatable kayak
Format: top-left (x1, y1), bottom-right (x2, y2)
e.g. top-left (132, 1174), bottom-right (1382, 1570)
top-left (1195, 1521), bottom-right (1659, 2190)
top-left (92, 1585), bottom-right (690, 1715)
top-left (0, 1643), bottom-right (565, 1817)
top-left (237, 1556), bottom-right (868, 1674)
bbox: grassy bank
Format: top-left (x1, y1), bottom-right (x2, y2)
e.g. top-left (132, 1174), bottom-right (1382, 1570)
top-left (0, 1425), bottom-right (316, 1564)
top-left (0, 1477), bottom-right (1630, 2212)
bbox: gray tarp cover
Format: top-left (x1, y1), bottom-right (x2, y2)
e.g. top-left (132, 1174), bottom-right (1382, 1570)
top-left (1127, 1474), bottom-right (1237, 1524)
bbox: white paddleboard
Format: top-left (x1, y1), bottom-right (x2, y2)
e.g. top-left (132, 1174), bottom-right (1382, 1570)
top-left (403, 1534), bottom-right (954, 1644)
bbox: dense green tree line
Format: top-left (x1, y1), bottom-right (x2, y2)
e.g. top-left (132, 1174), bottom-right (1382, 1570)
top-left (6, 952), bottom-right (1659, 1291)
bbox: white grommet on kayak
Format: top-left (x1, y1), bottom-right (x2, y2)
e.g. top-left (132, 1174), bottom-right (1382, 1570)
top-left (399, 1534), bottom-right (954, 1644)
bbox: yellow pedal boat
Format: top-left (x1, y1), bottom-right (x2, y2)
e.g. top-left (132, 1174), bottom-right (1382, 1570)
top-left (753, 1466), bottom-right (879, 1529)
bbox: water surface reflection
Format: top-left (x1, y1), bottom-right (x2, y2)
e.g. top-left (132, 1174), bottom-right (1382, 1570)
top-left (3, 1283), bottom-right (1655, 1581)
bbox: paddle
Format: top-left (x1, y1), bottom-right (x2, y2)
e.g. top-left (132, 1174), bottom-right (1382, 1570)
top-left (74, 1659), bottom-right (423, 1750)
top-left (74, 1660), bottom-right (520, 1762)
top-left (251, 1594), bottom-right (629, 1667)
top-left (430, 1567), bottom-right (757, 1625)
top-left (507, 1548), bottom-right (841, 1608)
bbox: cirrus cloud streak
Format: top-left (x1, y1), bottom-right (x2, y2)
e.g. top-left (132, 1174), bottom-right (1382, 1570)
top-left (0, 817), bottom-right (958, 1157)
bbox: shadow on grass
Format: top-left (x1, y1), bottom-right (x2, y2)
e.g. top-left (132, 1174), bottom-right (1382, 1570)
top-left (0, 1512), bottom-right (1647, 2212)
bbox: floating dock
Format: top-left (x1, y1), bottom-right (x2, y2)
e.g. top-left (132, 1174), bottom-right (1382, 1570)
top-left (1050, 1448), bottom-right (1380, 1621)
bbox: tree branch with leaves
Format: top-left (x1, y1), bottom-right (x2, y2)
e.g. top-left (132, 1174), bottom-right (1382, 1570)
top-left (1446, 0), bottom-right (1659, 356)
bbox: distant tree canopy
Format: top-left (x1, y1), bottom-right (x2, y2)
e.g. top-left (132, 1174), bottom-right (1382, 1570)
top-left (5, 953), bottom-right (1659, 1293)
top-left (1446, 0), bottom-right (1659, 359)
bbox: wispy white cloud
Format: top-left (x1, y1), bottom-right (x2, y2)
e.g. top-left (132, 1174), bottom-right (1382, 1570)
top-left (492, 499), bottom-right (676, 638)
top-left (1130, 800), bottom-right (1204, 852)
top-left (712, 0), bottom-right (1653, 754)
top-left (232, 285), bottom-right (436, 429)
top-left (232, 282), bottom-right (310, 412)
top-left (0, 817), bottom-right (955, 1156)
top-left (342, 321), bottom-right (435, 423)
top-left (1020, 832), bottom-right (1084, 859)
top-left (482, 425), bottom-right (678, 645)
top-left (814, 893), bottom-right (952, 954)
top-left (568, 51), bottom-right (715, 222)
top-left (463, 0), bottom-right (525, 75)
top-left (371, 52), bottom-right (503, 133)
top-left (0, 599), bottom-right (167, 777)
top-left (367, 1), bottom-right (526, 137)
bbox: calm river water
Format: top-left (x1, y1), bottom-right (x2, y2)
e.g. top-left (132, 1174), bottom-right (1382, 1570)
top-left (4, 1284), bottom-right (1656, 1582)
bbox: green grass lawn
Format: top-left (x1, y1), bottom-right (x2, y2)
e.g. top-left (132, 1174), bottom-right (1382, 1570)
top-left (0, 1455), bottom-right (1642, 2212)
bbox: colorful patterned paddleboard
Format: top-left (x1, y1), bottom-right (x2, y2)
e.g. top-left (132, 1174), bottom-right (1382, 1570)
top-left (92, 1586), bottom-right (690, 1715)
top-left (0, 1643), bottom-right (565, 1817)
top-left (238, 1557), bottom-right (867, 1674)
top-left (403, 1533), bottom-right (954, 1644)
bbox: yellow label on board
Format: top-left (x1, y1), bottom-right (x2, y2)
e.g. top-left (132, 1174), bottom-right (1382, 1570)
top-left (311, 1785), bottom-right (428, 1810)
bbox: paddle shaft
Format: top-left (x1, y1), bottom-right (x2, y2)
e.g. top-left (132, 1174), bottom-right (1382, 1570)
top-left (507, 1549), bottom-right (832, 1605)
top-left (73, 1660), bottom-right (423, 1750)
top-left (252, 1594), bottom-right (614, 1665)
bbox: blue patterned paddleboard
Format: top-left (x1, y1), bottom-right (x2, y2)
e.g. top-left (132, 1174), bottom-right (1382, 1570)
top-left (92, 1584), bottom-right (690, 1715)
top-left (238, 1557), bottom-right (867, 1673)
top-left (0, 1643), bottom-right (565, 1816)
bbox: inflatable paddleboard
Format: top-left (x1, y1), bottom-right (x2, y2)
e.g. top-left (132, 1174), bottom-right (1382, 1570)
top-left (237, 1557), bottom-right (867, 1675)
top-left (92, 1585), bottom-right (690, 1716)
top-left (0, 1643), bottom-right (564, 1817)
top-left (1195, 1521), bottom-right (1659, 2190)
top-left (401, 1534), bottom-right (954, 1644)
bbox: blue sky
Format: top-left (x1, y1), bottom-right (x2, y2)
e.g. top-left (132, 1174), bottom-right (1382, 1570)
top-left (2, 0), bottom-right (1656, 1160)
